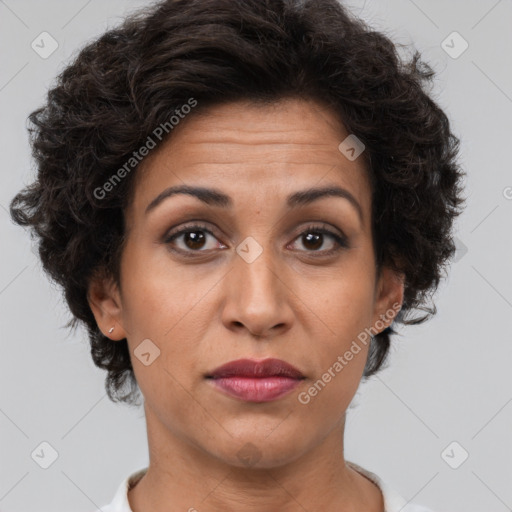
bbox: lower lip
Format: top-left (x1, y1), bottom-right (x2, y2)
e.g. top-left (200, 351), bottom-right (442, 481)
top-left (208, 376), bottom-right (303, 402)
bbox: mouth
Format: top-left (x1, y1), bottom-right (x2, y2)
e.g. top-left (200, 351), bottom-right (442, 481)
top-left (205, 358), bottom-right (306, 403)
top-left (206, 358), bottom-right (305, 379)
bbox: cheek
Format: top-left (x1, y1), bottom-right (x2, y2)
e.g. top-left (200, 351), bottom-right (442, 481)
top-left (306, 267), bottom-right (375, 391)
top-left (118, 241), bottom-right (198, 333)
top-left (119, 245), bottom-right (219, 377)
top-left (298, 291), bottom-right (372, 418)
top-left (316, 268), bottom-right (376, 340)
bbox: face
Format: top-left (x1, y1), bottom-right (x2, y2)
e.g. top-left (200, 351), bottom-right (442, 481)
top-left (89, 97), bottom-right (403, 468)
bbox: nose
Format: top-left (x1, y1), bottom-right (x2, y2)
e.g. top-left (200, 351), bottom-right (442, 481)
top-left (220, 239), bottom-right (294, 339)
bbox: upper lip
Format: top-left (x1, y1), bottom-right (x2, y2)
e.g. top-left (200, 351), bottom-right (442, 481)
top-left (206, 358), bottom-right (305, 379)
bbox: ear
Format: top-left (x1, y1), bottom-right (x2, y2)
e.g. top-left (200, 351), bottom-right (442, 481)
top-left (87, 271), bottom-right (127, 341)
top-left (371, 265), bottom-right (404, 333)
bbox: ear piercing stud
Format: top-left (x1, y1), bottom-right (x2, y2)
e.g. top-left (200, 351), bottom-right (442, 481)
top-left (108, 326), bottom-right (114, 334)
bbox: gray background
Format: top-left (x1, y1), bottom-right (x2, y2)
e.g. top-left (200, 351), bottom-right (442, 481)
top-left (1, 1), bottom-right (511, 511)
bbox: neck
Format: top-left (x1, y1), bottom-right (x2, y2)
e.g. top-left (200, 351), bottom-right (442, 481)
top-left (128, 405), bottom-right (383, 512)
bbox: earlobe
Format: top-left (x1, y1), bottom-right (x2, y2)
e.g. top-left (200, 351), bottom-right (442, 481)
top-left (87, 273), bottom-right (127, 340)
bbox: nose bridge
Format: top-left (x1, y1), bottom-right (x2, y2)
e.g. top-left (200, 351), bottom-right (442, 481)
top-left (235, 234), bottom-right (281, 302)
top-left (222, 232), bottom-right (292, 335)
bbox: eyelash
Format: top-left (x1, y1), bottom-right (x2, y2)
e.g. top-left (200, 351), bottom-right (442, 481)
top-left (163, 222), bottom-right (349, 258)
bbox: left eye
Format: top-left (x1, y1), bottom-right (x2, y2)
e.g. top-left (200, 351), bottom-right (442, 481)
top-left (288, 226), bottom-right (347, 253)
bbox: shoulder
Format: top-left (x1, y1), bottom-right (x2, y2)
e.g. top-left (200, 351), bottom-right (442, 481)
top-left (347, 461), bottom-right (437, 512)
top-left (93, 467), bottom-right (148, 512)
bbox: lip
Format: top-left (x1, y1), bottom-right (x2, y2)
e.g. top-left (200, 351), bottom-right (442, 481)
top-left (207, 358), bottom-right (305, 379)
top-left (206, 358), bottom-right (305, 403)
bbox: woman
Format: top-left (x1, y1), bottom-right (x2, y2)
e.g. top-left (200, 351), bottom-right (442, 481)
top-left (10, 0), bottom-right (465, 510)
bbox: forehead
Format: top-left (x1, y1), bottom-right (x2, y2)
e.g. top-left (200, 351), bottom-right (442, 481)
top-left (128, 97), bottom-right (371, 222)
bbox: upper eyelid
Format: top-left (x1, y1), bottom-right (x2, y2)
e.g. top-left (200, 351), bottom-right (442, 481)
top-left (165, 223), bottom-right (220, 239)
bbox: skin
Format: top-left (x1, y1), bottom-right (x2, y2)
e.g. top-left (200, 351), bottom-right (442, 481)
top-left (88, 97), bottom-right (404, 512)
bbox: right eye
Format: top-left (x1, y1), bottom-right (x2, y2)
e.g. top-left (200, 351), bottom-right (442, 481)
top-left (163, 223), bottom-right (227, 256)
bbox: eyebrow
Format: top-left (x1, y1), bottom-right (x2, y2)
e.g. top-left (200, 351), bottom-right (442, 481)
top-left (145, 184), bottom-right (363, 224)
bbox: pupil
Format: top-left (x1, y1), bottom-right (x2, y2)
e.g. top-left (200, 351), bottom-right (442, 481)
top-left (304, 232), bottom-right (322, 250)
top-left (186, 231), bottom-right (205, 249)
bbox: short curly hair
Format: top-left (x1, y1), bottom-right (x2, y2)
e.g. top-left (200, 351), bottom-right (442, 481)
top-left (10, 0), bottom-right (465, 405)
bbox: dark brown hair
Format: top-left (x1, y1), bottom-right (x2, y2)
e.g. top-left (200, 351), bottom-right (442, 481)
top-left (10, 0), bottom-right (465, 404)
